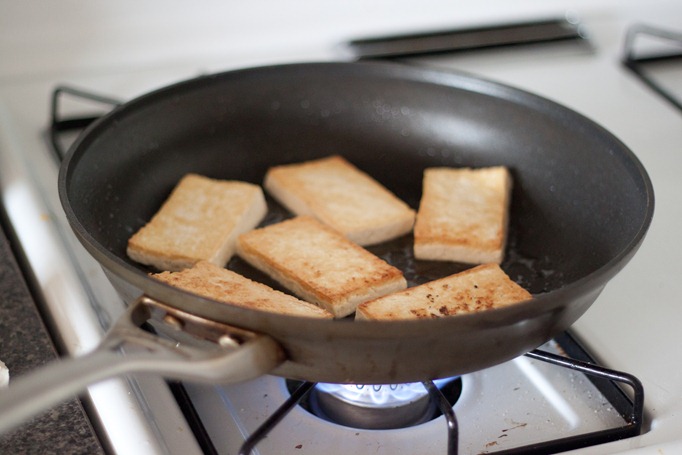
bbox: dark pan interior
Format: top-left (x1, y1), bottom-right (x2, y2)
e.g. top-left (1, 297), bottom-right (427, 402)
top-left (63, 62), bottom-right (650, 295)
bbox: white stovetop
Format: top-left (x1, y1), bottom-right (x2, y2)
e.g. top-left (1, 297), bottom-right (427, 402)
top-left (1, 1), bottom-right (681, 454)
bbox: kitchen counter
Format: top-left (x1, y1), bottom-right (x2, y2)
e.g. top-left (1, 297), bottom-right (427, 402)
top-left (0, 218), bottom-right (104, 454)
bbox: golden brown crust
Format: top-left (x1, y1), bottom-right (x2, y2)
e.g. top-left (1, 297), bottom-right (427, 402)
top-left (236, 216), bottom-right (407, 317)
top-left (127, 174), bottom-right (267, 271)
top-left (414, 167), bottom-right (512, 264)
top-left (264, 155), bottom-right (415, 246)
top-left (152, 261), bottom-right (332, 318)
top-left (355, 264), bottom-right (532, 321)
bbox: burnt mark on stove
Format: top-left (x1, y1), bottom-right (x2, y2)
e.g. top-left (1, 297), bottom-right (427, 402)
top-left (502, 422), bottom-right (528, 432)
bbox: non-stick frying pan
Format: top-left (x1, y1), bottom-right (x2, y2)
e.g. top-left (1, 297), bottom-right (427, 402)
top-left (0, 61), bottom-right (653, 433)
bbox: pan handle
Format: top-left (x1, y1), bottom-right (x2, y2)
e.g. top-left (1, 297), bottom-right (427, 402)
top-left (0, 296), bottom-right (285, 435)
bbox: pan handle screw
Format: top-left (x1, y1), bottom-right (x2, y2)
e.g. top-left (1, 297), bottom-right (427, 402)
top-left (162, 314), bottom-right (184, 330)
top-left (218, 334), bottom-right (241, 349)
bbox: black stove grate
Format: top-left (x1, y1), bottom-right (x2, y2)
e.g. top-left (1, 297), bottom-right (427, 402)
top-left (49, 85), bottom-right (122, 162)
top-left (622, 23), bottom-right (682, 113)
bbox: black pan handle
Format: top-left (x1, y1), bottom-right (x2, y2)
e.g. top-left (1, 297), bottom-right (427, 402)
top-left (49, 85), bottom-right (122, 162)
top-left (0, 296), bottom-right (284, 435)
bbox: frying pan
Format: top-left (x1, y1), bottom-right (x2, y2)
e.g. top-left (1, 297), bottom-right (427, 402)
top-left (0, 61), bottom-right (653, 433)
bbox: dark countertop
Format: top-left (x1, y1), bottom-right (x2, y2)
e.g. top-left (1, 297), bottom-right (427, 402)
top-left (0, 219), bottom-right (104, 454)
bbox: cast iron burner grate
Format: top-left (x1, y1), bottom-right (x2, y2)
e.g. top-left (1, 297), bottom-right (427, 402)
top-left (236, 333), bottom-right (643, 455)
top-left (622, 23), bottom-right (682, 113)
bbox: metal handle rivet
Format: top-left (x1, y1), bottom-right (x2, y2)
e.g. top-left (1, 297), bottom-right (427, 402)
top-left (218, 335), bottom-right (241, 349)
top-left (162, 314), bottom-right (183, 330)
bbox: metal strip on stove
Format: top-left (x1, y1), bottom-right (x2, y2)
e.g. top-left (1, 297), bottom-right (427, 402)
top-left (0, 89), bottom-right (203, 454)
top-left (343, 17), bottom-right (588, 60)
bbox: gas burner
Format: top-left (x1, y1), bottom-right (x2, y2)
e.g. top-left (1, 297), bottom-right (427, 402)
top-left (288, 379), bottom-right (462, 430)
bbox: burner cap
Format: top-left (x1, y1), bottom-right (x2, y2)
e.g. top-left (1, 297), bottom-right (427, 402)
top-left (313, 383), bottom-right (434, 429)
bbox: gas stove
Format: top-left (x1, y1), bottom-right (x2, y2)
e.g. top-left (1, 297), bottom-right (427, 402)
top-left (180, 335), bottom-right (642, 454)
top-left (1, 2), bottom-right (681, 454)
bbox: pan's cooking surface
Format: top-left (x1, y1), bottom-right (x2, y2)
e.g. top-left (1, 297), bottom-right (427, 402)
top-left (59, 61), bottom-right (653, 382)
top-left (64, 62), bottom-right (649, 291)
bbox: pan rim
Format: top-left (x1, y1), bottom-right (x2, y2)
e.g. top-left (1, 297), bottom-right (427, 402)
top-left (57, 60), bottom-right (655, 336)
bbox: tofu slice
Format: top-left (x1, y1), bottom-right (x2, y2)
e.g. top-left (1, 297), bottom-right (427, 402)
top-left (264, 155), bottom-right (415, 246)
top-left (127, 173), bottom-right (267, 272)
top-left (414, 166), bottom-right (512, 264)
top-left (236, 216), bottom-right (407, 318)
top-left (356, 264), bottom-right (531, 321)
top-left (153, 261), bottom-right (332, 318)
